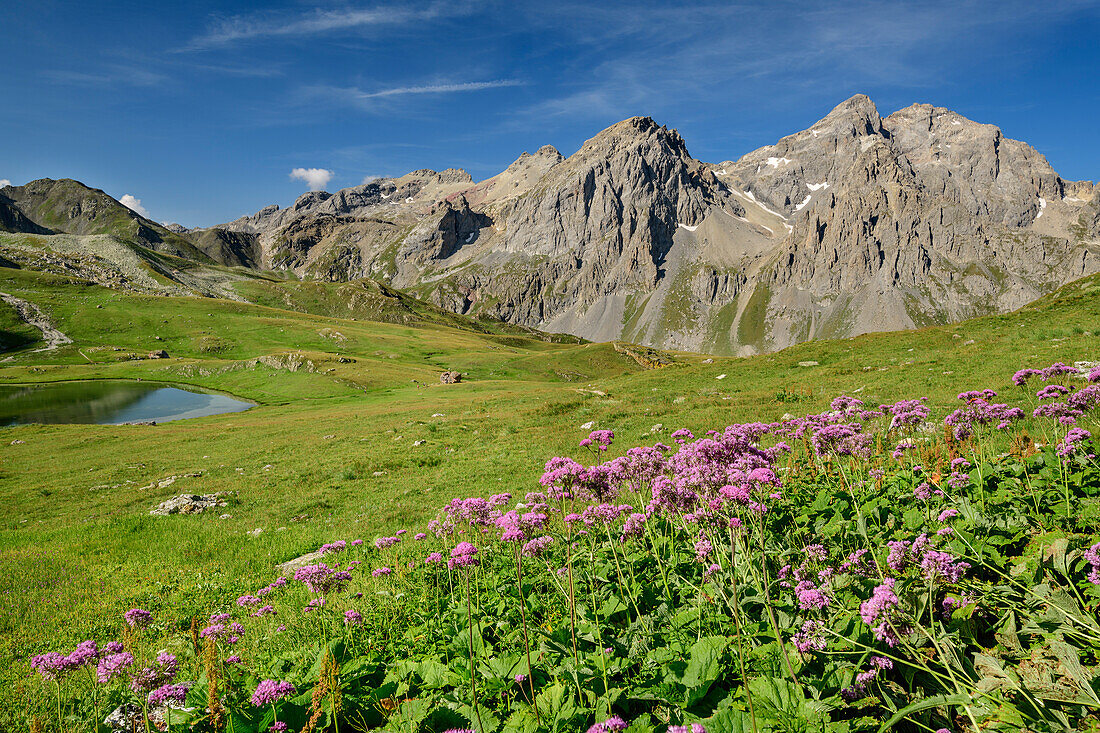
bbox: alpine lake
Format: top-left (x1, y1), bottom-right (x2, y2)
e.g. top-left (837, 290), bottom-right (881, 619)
top-left (0, 380), bottom-right (254, 426)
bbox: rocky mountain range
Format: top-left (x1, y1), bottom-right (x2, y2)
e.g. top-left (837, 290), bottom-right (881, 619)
top-left (3, 94), bottom-right (1098, 355)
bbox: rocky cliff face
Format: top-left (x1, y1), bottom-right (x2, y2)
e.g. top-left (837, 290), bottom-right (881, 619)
top-left (704, 96), bottom-right (1098, 351)
top-left (218, 95), bottom-right (1096, 354)
top-left (405, 117), bottom-right (746, 331)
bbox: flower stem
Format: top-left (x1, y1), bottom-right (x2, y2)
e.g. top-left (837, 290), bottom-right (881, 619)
top-left (464, 569), bottom-right (485, 733)
top-left (515, 544), bottom-right (540, 727)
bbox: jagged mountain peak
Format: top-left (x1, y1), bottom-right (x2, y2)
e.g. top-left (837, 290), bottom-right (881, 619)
top-left (815, 93), bottom-right (883, 131)
top-left (452, 144), bottom-right (566, 208)
top-left (714, 95), bottom-right (889, 218)
top-left (883, 102), bottom-right (1065, 227)
top-left (535, 144), bottom-right (564, 159)
top-left (291, 190), bottom-right (332, 210)
top-left (404, 168), bottom-right (473, 185)
top-left (578, 116), bottom-right (693, 161)
top-left (505, 144), bottom-right (564, 171)
top-left (886, 102), bottom-right (983, 130)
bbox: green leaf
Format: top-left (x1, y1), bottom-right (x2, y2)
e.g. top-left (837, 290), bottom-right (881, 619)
top-left (536, 682), bottom-right (581, 732)
top-left (417, 659), bottom-right (454, 689)
top-left (1047, 639), bottom-right (1100, 705)
top-left (703, 707), bottom-right (759, 733)
top-left (748, 676), bottom-right (822, 726)
top-left (599, 594), bottom-right (628, 618)
top-left (876, 693), bottom-right (973, 733)
top-left (681, 635), bottom-right (731, 705)
top-left (502, 705), bottom-right (541, 733)
top-left (903, 507), bottom-right (925, 530)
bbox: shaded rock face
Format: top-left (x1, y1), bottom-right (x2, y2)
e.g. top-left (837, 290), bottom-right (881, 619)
top-left (188, 228), bottom-right (262, 269)
top-left (213, 97), bottom-right (1098, 354)
top-left (0, 194), bottom-right (53, 234)
top-left (400, 195), bottom-right (492, 264)
top-left (440, 370), bottom-right (461, 384)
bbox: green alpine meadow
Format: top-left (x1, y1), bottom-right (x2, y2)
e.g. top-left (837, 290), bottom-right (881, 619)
top-left (3, 260), bottom-right (1100, 732)
top-left (5, 3), bottom-right (1100, 731)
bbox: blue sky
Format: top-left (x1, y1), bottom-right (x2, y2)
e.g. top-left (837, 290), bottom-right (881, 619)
top-left (2, 0), bottom-right (1098, 227)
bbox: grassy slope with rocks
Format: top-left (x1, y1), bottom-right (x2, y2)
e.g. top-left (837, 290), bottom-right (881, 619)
top-left (1, 265), bottom-right (1099, 729)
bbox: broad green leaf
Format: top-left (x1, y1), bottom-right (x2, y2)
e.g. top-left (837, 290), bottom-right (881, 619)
top-left (681, 635), bottom-right (731, 704)
top-left (876, 693), bottom-right (974, 733)
top-left (703, 707), bottom-right (759, 733)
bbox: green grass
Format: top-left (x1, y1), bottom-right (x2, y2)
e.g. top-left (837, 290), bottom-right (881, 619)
top-left (0, 299), bottom-right (41, 352)
top-left (736, 281), bottom-right (771, 350)
top-left (1, 265), bottom-right (1100, 725)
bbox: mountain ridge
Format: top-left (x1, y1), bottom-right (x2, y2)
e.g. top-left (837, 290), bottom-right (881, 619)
top-left (2, 95), bottom-right (1097, 355)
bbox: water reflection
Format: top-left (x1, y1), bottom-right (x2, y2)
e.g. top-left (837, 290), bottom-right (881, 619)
top-left (0, 381), bottom-right (254, 425)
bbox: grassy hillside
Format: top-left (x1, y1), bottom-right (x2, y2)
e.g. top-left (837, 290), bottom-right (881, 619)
top-left (2, 179), bottom-right (213, 262)
top-left (0, 265), bottom-right (1098, 727)
top-left (233, 277), bottom-right (584, 342)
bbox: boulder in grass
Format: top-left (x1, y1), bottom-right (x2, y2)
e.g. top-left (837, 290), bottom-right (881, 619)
top-left (104, 704), bottom-right (144, 731)
top-left (440, 370), bottom-right (462, 384)
top-left (276, 550), bottom-right (326, 575)
top-left (149, 493), bottom-right (229, 516)
top-left (147, 349), bottom-right (169, 359)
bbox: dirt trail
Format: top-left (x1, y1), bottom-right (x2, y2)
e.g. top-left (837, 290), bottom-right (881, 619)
top-left (0, 291), bottom-right (73, 351)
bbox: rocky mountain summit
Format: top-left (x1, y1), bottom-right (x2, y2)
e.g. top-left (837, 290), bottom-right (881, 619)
top-left (207, 95), bottom-right (1099, 354)
top-left (4, 96), bottom-right (1098, 354)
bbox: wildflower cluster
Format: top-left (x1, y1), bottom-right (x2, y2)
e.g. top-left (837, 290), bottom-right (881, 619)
top-left (25, 362), bottom-right (1100, 733)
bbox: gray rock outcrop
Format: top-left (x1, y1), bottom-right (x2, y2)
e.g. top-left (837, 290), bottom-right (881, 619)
top-left (276, 550), bottom-right (325, 575)
top-left (149, 493), bottom-right (230, 516)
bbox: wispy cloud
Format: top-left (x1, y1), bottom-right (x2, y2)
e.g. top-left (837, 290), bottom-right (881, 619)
top-left (185, 3), bottom-right (467, 49)
top-left (189, 62), bottom-right (286, 78)
top-left (0, 180), bottom-right (12, 188)
top-left (43, 65), bottom-right (167, 87)
top-left (308, 79), bottom-right (523, 109)
top-left (508, 0), bottom-right (1100, 135)
top-left (119, 194), bottom-right (151, 218)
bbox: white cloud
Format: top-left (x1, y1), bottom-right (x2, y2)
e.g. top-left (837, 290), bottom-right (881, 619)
top-left (302, 79), bottom-right (523, 112)
top-left (186, 4), bottom-right (468, 49)
top-left (290, 168), bottom-right (334, 191)
top-left (347, 79), bottom-right (522, 100)
top-left (119, 194), bottom-right (151, 218)
top-left (362, 175), bottom-right (384, 184)
top-left (0, 179), bottom-right (11, 188)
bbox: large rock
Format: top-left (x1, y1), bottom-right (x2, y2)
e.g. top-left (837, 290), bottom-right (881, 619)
top-left (276, 550), bottom-right (326, 575)
top-left (104, 704), bottom-right (144, 731)
top-left (149, 493), bottom-right (230, 516)
top-left (440, 370), bottom-right (462, 384)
